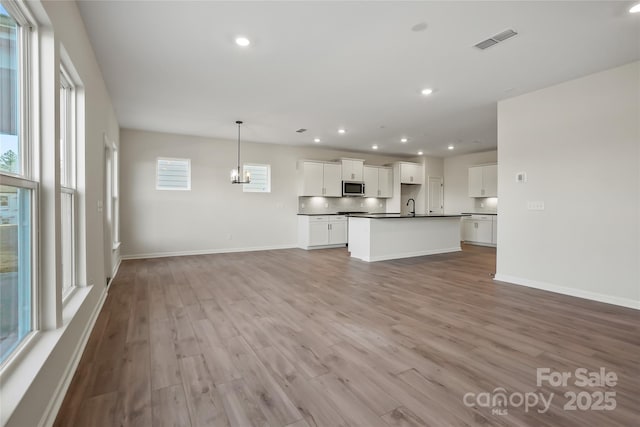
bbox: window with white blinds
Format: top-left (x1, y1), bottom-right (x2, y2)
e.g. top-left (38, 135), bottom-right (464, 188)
top-left (243, 164), bottom-right (271, 193)
top-left (156, 157), bottom-right (191, 190)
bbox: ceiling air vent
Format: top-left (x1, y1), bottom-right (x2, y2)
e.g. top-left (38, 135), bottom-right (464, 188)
top-left (474, 29), bottom-right (518, 50)
top-left (296, 128), bottom-right (307, 133)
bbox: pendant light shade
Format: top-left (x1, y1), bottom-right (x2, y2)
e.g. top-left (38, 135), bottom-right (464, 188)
top-left (231, 120), bottom-right (250, 184)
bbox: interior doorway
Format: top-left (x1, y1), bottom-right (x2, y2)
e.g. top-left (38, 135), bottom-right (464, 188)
top-left (428, 176), bottom-right (444, 215)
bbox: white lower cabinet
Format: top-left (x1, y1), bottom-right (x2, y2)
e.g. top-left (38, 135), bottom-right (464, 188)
top-left (298, 215), bottom-right (348, 249)
top-left (461, 215), bottom-right (495, 246)
top-left (328, 217), bottom-right (348, 245)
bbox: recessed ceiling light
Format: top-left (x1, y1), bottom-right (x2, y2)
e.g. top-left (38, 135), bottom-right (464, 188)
top-left (421, 88), bottom-right (433, 96)
top-left (372, 144), bottom-right (378, 150)
top-left (235, 36), bottom-right (250, 47)
top-left (313, 138), bottom-right (321, 143)
top-left (448, 145), bottom-right (455, 150)
top-left (417, 151), bottom-right (423, 155)
top-left (400, 138), bottom-right (408, 143)
top-left (338, 129), bottom-right (346, 134)
top-left (630, 3), bottom-right (640, 13)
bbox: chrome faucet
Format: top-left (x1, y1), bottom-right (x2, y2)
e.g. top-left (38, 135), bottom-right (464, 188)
top-left (406, 198), bottom-right (416, 216)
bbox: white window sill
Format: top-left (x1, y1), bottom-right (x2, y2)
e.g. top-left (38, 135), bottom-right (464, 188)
top-left (0, 286), bottom-right (94, 425)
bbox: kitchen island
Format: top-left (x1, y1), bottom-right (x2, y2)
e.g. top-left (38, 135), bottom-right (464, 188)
top-left (348, 214), bottom-right (468, 262)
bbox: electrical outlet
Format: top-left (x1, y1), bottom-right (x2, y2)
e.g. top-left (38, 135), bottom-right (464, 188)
top-left (527, 201), bottom-right (545, 210)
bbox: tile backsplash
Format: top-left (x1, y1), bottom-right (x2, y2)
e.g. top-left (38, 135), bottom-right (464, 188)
top-left (473, 197), bottom-right (498, 213)
top-left (298, 196), bottom-right (387, 214)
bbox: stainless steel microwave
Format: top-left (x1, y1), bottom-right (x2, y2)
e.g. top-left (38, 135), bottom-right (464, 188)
top-left (342, 181), bottom-right (365, 197)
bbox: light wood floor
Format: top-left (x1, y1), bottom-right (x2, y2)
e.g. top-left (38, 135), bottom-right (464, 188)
top-left (54, 245), bottom-right (640, 427)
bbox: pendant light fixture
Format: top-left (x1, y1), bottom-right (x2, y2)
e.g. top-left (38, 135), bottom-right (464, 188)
top-left (230, 120), bottom-right (250, 184)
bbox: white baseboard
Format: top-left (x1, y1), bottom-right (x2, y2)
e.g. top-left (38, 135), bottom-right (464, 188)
top-left (38, 286), bottom-right (110, 427)
top-left (111, 256), bottom-right (121, 283)
top-left (121, 243), bottom-right (297, 260)
top-left (494, 274), bottom-right (640, 310)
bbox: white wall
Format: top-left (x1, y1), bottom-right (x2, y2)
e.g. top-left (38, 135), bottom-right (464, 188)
top-left (4, 2), bottom-right (119, 426)
top-left (120, 128), bottom-right (405, 258)
top-left (496, 61), bottom-right (639, 309)
top-left (443, 150), bottom-right (497, 214)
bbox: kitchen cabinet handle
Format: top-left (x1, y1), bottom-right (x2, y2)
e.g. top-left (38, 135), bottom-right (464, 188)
top-left (410, 176), bottom-right (413, 182)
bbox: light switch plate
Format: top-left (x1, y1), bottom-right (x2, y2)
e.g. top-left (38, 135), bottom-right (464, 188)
top-left (527, 201), bottom-right (545, 210)
top-left (516, 172), bottom-right (527, 183)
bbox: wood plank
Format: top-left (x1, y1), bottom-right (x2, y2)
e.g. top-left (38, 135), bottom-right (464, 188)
top-left (227, 336), bottom-right (303, 426)
top-left (151, 384), bottom-right (192, 427)
top-left (150, 318), bottom-right (181, 390)
top-left (179, 354), bottom-right (230, 427)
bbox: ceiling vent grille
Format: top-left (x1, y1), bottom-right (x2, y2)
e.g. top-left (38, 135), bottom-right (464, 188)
top-left (296, 128), bottom-right (307, 133)
top-left (474, 29), bottom-right (518, 50)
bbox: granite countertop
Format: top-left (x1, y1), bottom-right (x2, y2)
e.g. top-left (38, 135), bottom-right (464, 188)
top-left (349, 213), bottom-right (470, 219)
top-left (461, 212), bottom-right (498, 215)
top-left (297, 211), bottom-right (371, 216)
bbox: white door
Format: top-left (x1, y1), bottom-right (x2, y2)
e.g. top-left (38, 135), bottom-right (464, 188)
top-left (378, 167), bottom-right (393, 198)
top-left (323, 163), bottom-right (342, 197)
top-left (309, 221), bottom-right (329, 246)
top-left (329, 220), bottom-right (347, 244)
top-left (483, 164), bottom-right (498, 197)
top-left (462, 219), bottom-right (475, 241)
top-left (468, 166), bottom-right (483, 197)
top-left (427, 176), bottom-right (444, 215)
top-left (476, 220), bottom-right (493, 244)
top-left (363, 166), bottom-right (378, 197)
top-left (302, 162), bottom-right (324, 196)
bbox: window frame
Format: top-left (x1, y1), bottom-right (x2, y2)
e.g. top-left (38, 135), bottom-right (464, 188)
top-left (242, 163), bottom-right (271, 193)
top-left (156, 157), bottom-right (191, 191)
top-left (0, 1), bottom-right (38, 368)
top-left (59, 65), bottom-right (76, 299)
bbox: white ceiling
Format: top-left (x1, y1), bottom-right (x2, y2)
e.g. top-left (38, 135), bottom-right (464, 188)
top-left (77, 1), bottom-right (640, 157)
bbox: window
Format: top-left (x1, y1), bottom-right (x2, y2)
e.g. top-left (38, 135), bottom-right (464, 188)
top-left (59, 67), bottom-right (75, 297)
top-left (112, 149), bottom-right (119, 246)
top-left (243, 164), bottom-right (270, 193)
top-left (0, 3), bottom-right (35, 364)
top-left (156, 157), bottom-right (190, 190)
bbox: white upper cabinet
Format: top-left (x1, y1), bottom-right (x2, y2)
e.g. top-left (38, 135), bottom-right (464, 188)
top-left (341, 159), bottom-right (364, 181)
top-left (300, 161), bottom-right (342, 197)
top-left (468, 164), bottom-right (497, 197)
top-left (323, 163), bottom-right (342, 197)
top-left (399, 162), bottom-right (423, 184)
top-left (363, 166), bottom-right (393, 198)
